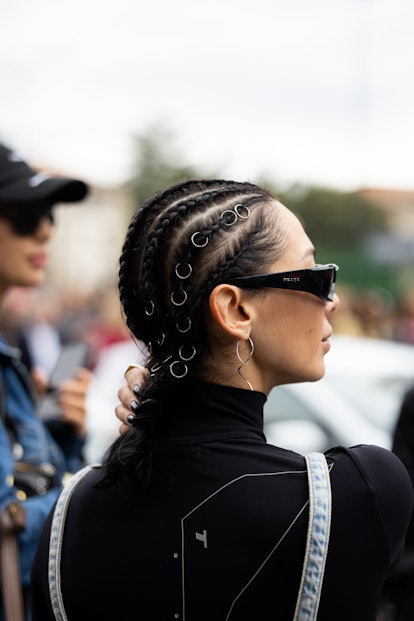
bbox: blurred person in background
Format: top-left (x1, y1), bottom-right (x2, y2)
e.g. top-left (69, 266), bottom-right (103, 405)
top-left (394, 287), bottom-right (414, 345)
top-left (0, 142), bottom-right (91, 620)
top-left (32, 178), bottom-right (412, 621)
top-left (379, 382), bottom-right (414, 621)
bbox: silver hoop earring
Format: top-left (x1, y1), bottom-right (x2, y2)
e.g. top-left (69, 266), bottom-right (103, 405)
top-left (236, 337), bottom-right (254, 391)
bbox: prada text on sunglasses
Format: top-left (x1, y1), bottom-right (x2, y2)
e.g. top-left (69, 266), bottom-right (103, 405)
top-left (0, 204), bottom-right (55, 236)
top-left (226, 263), bottom-right (339, 301)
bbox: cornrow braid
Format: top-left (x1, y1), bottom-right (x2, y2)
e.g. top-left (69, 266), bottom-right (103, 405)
top-left (102, 178), bottom-right (285, 489)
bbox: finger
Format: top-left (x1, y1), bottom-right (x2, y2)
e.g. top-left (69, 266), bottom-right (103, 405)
top-left (117, 382), bottom-right (135, 405)
top-left (115, 402), bottom-right (132, 426)
top-left (118, 423), bottom-right (131, 435)
top-left (125, 365), bottom-right (149, 392)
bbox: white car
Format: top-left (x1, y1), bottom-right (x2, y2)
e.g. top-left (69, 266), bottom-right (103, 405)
top-left (264, 335), bottom-right (414, 454)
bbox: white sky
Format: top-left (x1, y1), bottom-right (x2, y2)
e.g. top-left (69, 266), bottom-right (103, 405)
top-left (0, 0), bottom-right (413, 191)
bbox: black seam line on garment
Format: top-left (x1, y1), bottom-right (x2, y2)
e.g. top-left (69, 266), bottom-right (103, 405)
top-left (225, 501), bottom-right (309, 621)
top-left (180, 468), bottom-right (309, 620)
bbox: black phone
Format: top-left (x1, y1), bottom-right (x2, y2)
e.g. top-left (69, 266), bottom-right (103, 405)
top-left (38, 341), bottom-right (90, 421)
top-left (47, 341), bottom-right (90, 391)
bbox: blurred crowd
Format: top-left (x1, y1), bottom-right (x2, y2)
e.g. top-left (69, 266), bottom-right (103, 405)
top-left (330, 285), bottom-right (414, 344)
top-left (2, 281), bottom-right (414, 363)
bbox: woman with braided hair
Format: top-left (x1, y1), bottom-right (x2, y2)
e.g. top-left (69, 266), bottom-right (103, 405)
top-left (31, 179), bottom-right (412, 621)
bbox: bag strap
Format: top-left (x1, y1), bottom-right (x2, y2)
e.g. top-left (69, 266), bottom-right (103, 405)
top-left (48, 464), bottom-right (96, 621)
top-left (0, 502), bottom-right (27, 621)
top-left (293, 451), bottom-right (332, 621)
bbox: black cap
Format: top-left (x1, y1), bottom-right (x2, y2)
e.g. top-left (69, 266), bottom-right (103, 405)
top-left (0, 144), bottom-right (89, 206)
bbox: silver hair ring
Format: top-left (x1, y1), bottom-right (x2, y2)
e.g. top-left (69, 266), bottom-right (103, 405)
top-left (145, 300), bottom-right (154, 316)
top-left (176, 316), bottom-right (191, 334)
top-left (157, 333), bottom-right (165, 346)
top-left (234, 204), bottom-right (251, 219)
top-left (171, 289), bottom-right (188, 307)
top-left (175, 262), bottom-right (192, 279)
top-left (221, 210), bottom-right (238, 226)
top-left (179, 344), bottom-right (196, 362)
top-left (170, 360), bottom-right (188, 378)
top-left (150, 355), bottom-right (171, 374)
top-left (191, 232), bottom-right (209, 248)
top-left (150, 361), bottom-right (163, 373)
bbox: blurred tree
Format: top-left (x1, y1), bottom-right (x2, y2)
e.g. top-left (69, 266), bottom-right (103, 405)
top-left (259, 180), bottom-right (389, 250)
top-left (128, 124), bottom-right (215, 207)
top-left (257, 178), bottom-right (398, 295)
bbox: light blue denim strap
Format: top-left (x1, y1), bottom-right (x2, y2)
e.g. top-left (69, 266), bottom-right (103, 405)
top-left (48, 464), bottom-right (96, 621)
top-left (293, 452), bottom-right (332, 621)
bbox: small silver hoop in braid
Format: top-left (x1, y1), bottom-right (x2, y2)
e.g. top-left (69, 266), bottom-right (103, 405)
top-left (179, 344), bottom-right (196, 362)
top-left (170, 360), bottom-right (188, 378)
top-left (171, 289), bottom-right (188, 307)
top-left (176, 316), bottom-right (191, 334)
top-left (175, 262), bottom-right (192, 279)
top-left (221, 210), bottom-right (238, 226)
top-left (191, 232), bottom-right (209, 248)
top-left (236, 337), bottom-right (255, 391)
top-left (145, 300), bottom-right (155, 316)
top-left (234, 204), bottom-right (251, 219)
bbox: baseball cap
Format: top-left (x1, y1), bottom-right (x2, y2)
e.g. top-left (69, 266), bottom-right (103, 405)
top-left (0, 144), bottom-right (88, 206)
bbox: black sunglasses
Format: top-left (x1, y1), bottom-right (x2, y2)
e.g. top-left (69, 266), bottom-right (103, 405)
top-left (0, 204), bottom-right (55, 236)
top-left (226, 263), bottom-right (339, 302)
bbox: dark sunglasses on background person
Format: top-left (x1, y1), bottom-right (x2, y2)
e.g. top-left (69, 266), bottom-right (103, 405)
top-left (226, 263), bottom-right (339, 302)
top-left (0, 203), bottom-right (55, 236)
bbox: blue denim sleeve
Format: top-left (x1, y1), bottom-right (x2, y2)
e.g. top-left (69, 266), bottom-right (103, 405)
top-left (18, 488), bottom-right (61, 585)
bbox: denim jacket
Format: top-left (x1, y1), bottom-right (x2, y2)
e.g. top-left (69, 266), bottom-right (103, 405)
top-left (0, 337), bottom-right (64, 587)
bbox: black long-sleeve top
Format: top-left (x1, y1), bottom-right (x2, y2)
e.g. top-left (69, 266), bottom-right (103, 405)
top-left (31, 382), bottom-right (413, 620)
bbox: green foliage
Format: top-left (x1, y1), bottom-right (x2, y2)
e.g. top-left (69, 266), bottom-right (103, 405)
top-left (127, 125), bottom-right (215, 207)
top-left (260, 180), bottom-right (389, 250)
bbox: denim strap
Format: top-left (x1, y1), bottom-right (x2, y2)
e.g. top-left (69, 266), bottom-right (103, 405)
top-left (293, 452), bottom-right (332, 621)
top-left (47, 456), bottom-right (331, 620)
top-left (48, 464), bottom-right (96, 621)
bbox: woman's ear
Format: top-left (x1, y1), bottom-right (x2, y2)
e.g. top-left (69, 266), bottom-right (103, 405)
top-left (209, 284), bottom-right (253, 339)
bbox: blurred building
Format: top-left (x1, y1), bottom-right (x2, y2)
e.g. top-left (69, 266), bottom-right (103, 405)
top-left (47, 183), bottom-right (134, 293)
top-left (358, 188), bottom-right (414, 236)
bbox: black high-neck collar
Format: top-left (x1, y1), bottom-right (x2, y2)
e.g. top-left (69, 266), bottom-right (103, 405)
top-left (154, 381), bottom-right (267, 444)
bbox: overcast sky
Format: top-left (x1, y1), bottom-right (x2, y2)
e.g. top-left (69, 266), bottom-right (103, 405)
top-left (0, 0), bottom-right (413, 191)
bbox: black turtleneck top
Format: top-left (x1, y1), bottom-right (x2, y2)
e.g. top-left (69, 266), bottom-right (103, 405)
top-left (31, 382), bottom-right (413, 621)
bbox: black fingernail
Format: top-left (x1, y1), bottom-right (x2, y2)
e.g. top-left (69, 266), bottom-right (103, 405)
top-left (130, 400), bottom-right (139, 412)
top-left (127, 414), bottom-right (137, 425)
top-left (133, 385), bottom-right (141, 397)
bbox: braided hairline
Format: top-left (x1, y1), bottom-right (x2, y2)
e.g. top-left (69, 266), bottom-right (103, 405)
top-left (140, 187), bottom-right (267, 324)
top-left (120, 185), bottom-right (240, 340)
top-left (118, 207), bottom-right (148, 337)
top-left (141, 189), bottom-right (231, 312)
top-left (120, 180), bottom-right (274, 346)
top-left (146, 195), bottom-right (274, 379)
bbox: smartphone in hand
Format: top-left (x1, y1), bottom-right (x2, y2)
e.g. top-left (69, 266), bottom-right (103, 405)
top-left (37, 341), bottom-right (90, 421)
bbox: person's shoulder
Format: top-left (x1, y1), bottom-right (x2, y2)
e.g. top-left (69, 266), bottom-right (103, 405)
top-left (326, 444), bottom-right (413, 511)
top-left (326, 444), bottom-right (408, 478)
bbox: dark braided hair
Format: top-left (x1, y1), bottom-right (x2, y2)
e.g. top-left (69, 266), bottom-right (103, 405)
top-left (100, 178), bottom-right (286, 488)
